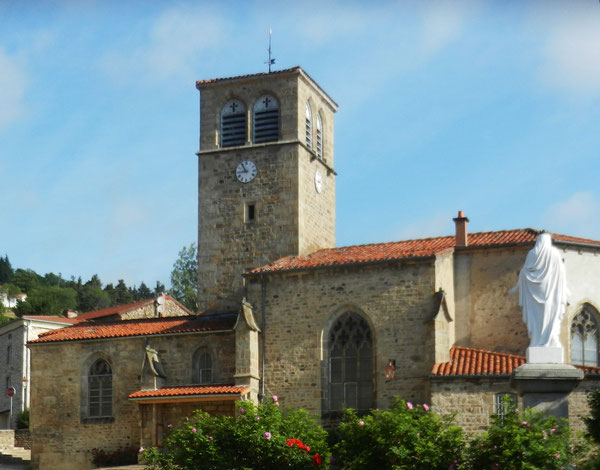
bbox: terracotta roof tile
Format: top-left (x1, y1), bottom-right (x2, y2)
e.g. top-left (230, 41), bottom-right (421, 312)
top-left (432, 346), bottom-right (600, 377)
top-left (129, 385), bottom-right (249, 399)
top-left (249, 229), bottom-right (600, 275)
top-left (29, 313), bottom-right (236, 344)
top-left (196, 67), bottom-right (301, 86)
top-left (75, 295), bottom-right (193, 321)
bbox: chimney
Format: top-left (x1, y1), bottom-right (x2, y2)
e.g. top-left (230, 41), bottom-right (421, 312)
top-left (453, 210), bottom-right (469, 247)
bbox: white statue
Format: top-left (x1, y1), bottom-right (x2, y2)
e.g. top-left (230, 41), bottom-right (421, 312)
top-left (509, 233), bottom-right (568, 354)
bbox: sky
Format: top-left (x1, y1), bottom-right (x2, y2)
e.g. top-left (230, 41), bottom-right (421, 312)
top-left (2, 0), bottom-right (600, 289)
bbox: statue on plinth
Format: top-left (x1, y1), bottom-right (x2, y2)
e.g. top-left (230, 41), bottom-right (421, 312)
top-left (509, 233), bottom-right (569, 362)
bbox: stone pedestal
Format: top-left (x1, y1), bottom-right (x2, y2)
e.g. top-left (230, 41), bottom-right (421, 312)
top-left (511, 363), bottom-right (583, 418)
top-left (526, 346), bottom-right (563, 364)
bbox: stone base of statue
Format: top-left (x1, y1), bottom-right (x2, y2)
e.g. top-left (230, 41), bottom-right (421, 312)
top-left (511, 363), bottom-right (583, 418)
top-left (526, 346), bottom-right (564, 364)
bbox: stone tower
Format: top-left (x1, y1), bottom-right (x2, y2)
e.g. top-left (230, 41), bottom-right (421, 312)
top-left (196, 67), bottom-right (338, 312)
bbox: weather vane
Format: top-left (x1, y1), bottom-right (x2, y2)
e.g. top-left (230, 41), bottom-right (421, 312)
top-left (265, 29), bottom-right (275, 73)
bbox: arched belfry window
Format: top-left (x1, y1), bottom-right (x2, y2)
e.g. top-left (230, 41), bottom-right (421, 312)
top-left (324, 312), bottom-right (373, 413)
top-left (193, 350), bottom-right (212, 384)
top-left (305, 101), bottom-right (313, 148)
top-left (253, 95), bottom-right (279, 143)
top-left (571, 305), bottom-right (600, 366)
top-left (88, 359), bottom-right (112, 418)
top-left (316, 112), bottom-right (323, 160)
top-left (221, 99), bottom-right (247, 148)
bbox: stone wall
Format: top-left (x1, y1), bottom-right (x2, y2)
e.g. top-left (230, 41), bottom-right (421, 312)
top-left (0, 429), bottom-right (14, 448)
top-left (568, 378), bottom-right (599, 433)
top-left (247, 260), bottom-right (437, 415)
top-left (0, 323), bottom-right (25, 429)
top-left (431, 378), bottom-right (519, 433)
top-left (30, 330), bottom-right (235, 470)
top-left (120, 298), bottom-right (191, 320)
top-left (14, 429), bottom-right (31, 449)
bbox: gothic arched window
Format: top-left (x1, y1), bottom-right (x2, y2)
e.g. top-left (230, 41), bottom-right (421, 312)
top-left (253, 95), bottom-right (279, 143)
top-left (316, 112), bottom-right (323, 160)
top-left (88, 359), bottom-right (112, 418)
top-left (193, 351), bottom-right (212, 384)
top-left (221, 99), bottom-right (247, 148)
top-left (324, 312), bottom-right (373, 414)
top-left (571, 305), bottom-right (600, 366)
top-left (305, 101), bottom-right (313, 148)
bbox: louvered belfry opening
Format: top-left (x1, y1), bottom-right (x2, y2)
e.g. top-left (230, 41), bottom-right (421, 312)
top-left (253, 95), bottom-right (279, 143)
top-left (221, 99), bottom-right (247, 148)
top-left (316, 113), bottom-right (323, 159)
top-left (327, 312), bottom-right (373, 412)
top-left (305, 101), bottom-right (313, 148)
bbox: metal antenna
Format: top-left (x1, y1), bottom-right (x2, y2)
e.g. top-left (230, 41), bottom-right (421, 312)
top-left (265, 29), bottom-right (275, 72)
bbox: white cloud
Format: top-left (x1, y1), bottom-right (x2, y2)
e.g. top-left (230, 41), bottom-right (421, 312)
top-left (0, 48), bottom-right (26, 129)
top-left (419, 0), bottom-right (475, 57)
top-left (535, 3), bottom-right (600, 96)
top-left (541, 191), bottom-right (600, 238)
top-left (99, 5), bottom-right (227, 84)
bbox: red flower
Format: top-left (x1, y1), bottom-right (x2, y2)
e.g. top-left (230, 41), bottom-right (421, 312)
top-left (312, 453), bottom-right (322, 465)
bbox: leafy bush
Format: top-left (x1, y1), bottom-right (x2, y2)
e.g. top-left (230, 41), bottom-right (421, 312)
top-left (142, 396), bottom-right (330, 469)
top-left (333, 399), bottom-right (465, 470)
top-left (16, 408), bottom-right (29, 429)
top-left (586, 389), bottom-right (600, 444)
top-left (90, 446), bottom-right (139, 468)
top-left (468, 403), bottom-right (581, 470)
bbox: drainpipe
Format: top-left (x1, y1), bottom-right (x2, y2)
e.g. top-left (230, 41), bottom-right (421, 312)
top-left (260, 275), bottom-right (267, 402)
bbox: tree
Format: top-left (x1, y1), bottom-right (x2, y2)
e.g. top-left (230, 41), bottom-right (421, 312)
top-left (154, 280), bottom-right (166, 297)
top-left (77, 285), bottom-right (111, 313)
top-left (10, 269), bottom-right (43, 293)
top-left (137, 281), bottom-right (152, 299)
top-left (0, 255), bottom-right (14, 283)
top-left (14, 285), bottom-right (77, 317)
top-left (169, 243), bottom-right (198, 312)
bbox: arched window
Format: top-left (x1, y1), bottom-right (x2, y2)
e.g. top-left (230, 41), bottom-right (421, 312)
top-left (571, 305), bottom-right (599, 366)
top-left (193, 351), bottom-right (212, 384)
top-left (324, 312), bottom-right (373, 413)
top-left (88, 359), bottom-right (112, 418)
top-left (253, 95), bottom-right (279, 143)
top-left (221, 99), bottom-right (247, 148)
top-left (316, 112), bottom-right (323, 160)
top-left (305, 101), bottom-right (313, 148)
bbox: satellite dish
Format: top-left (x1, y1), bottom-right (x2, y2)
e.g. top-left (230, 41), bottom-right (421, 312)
top-left (157, 295), bottom-right (165, 305)
top-left (157, 304), bottom-right (165, 313)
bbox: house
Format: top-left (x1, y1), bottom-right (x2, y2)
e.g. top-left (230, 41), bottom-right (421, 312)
top-left (29, 67), bottom-right (600, 469)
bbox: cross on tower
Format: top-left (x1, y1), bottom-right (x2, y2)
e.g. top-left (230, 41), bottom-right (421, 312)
top-left (263, 97), bottom-right (271, 108)
top-left (229, 101), bottom-right (238, 113)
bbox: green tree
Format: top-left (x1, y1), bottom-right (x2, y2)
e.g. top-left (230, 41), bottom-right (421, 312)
top-left (113, 279), bottom-right (133, 305)
top-left (14, 285), bottom-right (77, 317)
top-left (77, 285), bottom-right (111, 313)
top-left (137, 281), bottom-right (152, 299)
top-left (0, 255), bottom-right (14, 283)
top-left (154, 280), bottom-right (166, 297)
top-left (169, 243), bottom-right (198, 312)
top-left (11, 269), bottom-right (43, 293)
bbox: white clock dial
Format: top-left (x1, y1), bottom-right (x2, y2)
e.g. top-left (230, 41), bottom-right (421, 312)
top-left (236, 160), bottom-right (257, 183)
top-left (314, 169), bottom-right (323, 194)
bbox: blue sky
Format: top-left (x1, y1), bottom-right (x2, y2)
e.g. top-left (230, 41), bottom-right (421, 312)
top-left (2, 0), bottom-right (600, 288)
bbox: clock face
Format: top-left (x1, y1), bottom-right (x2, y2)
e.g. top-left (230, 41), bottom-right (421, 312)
top-left (236, 160), bottom-right (257, 183)
top-left (314, 169), bottom-right (323, 194)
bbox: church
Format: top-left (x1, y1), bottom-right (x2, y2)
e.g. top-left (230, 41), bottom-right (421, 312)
top-left (28, 67), bottom-right (600, 469)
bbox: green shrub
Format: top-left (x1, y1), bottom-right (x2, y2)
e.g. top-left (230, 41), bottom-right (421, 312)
top-left (468, 403), bottom-right (580, 470)
top-left (90, 446), bottom-right (139, 467)
top-left (16, 408), bottom-right (29, 429)
top-left (142, 396), bottom-right (330, 469)
top-left (333, 399), bottom-right (465, 470)
top-left (586, 389), bottom-right (600, 444)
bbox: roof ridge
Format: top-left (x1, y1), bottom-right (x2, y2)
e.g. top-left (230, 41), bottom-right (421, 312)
top-left (451, 345), bottom-right (526, 360)
top-left (196, 66), bottom-right (302, 86)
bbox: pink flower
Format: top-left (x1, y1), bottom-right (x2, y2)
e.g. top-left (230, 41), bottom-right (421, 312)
top-left (358, 420), bottom-right (365, 426)
top-left (272, 395), bottom-right (278, 402)
top-left (274, 401), bottom-right (280, 406)
top-left (192, 428), bottom-right (197, 433)
top-left (550, 428), bottom-right (556, 433)
top-left (139, 447), bottom-right (144, 453)
top-left (239, 407), bottom-right (245, 414)
top-left (255, 415), bottom-right (260, 420)
top-left (209, 436), bottom-right (213, 440)
top-left (423, 403), bottom-right (430, 411)
top-left (263, 432), bottom-right (272, 440)
top-left (521, 421), bottom-right (528, 426)
top-left (406, 402), bottom-right (413, 410)
top-left (554, 454), bottom-right (560, 459)
top-left (167, 424), bottom-right (173, 428)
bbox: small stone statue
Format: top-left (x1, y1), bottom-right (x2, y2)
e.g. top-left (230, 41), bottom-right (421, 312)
top-left (509, 233), bottom-right (568, 351)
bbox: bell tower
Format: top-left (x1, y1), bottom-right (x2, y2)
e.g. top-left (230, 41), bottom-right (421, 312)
top-left (196, 67), bottom-right (338, 312)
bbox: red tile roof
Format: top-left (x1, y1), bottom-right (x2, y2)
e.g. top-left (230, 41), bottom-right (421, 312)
top-left (129, 385), bottom-right (249, 400)
top-left (22, 315), bottom-right (78, 325)
top-left (248, 229), bottom-right (600, 275)
top-left (75, 295), bottom-right (193, 321)
top-left (29, 313), bottom-right (237, 344)
top-left (432, 346), bottom-right (600, 377)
